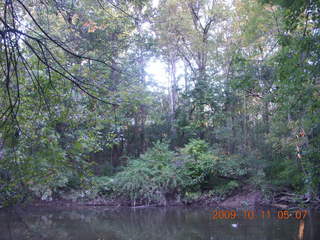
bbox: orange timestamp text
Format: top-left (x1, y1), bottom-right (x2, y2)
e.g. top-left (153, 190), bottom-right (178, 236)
top-left (211, 209), bottom-right (308, 220)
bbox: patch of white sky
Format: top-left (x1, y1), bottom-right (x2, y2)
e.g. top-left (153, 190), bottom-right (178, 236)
top-left (145, 58), bottom-right (185, 92)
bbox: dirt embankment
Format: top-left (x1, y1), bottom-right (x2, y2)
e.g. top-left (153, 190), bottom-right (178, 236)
top-left (220, 190), bottom-right (263, 208)
top-left (26, 186), bottom-right (320, 209)
top-left (218, 187), bottom-right (320, 209)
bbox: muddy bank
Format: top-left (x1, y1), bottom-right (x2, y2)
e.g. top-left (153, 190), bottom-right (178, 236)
top-left (220, 190), bottom-right (263, 208)
top-left (26, 188), bottom-right (320, 210)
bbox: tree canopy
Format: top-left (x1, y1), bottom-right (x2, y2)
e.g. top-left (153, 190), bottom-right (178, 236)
top-left (1, 0), bottom-right (319, 206)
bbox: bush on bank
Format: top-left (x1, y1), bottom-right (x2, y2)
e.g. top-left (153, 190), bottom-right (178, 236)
top-left (94, 140), bottom-right (251, 205)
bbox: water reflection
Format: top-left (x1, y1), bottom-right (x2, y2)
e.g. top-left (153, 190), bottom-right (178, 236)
top-left (0, 207), bottom-right (319, 240)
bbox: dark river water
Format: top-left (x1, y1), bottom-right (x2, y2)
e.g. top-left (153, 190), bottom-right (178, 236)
top-left (0, 206), bottom-right (319, 240)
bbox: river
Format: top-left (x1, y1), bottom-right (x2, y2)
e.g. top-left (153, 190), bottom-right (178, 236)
top-left (0, 207), bottom-right (319, 239)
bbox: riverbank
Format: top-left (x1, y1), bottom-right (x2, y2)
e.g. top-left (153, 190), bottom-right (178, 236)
top-left (26, 187), bottom-right (320, 210)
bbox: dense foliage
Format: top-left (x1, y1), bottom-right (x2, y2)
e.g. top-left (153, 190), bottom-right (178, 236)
top-left (0, 0), bottom-right (319, 206)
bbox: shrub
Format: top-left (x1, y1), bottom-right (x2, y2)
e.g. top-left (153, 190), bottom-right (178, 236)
top-left (181, 139), bottom-right (209, 161)
top-left (94, 140), bottom-right (252, 205)
top-left (111, 142), bottom-right (185, 205)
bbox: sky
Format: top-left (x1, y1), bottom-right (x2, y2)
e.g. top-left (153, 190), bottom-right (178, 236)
top-left (145, 58), bottom-right (168, 89)
top-left (145, 58), bottom-right (186, 92)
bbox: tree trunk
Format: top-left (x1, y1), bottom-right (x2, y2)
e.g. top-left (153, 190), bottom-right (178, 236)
top-left (168, 57), bottom-right (178, 140)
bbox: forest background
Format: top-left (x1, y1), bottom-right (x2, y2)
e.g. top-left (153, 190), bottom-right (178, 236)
top-left (0, 0), bottom-right (319, 207)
